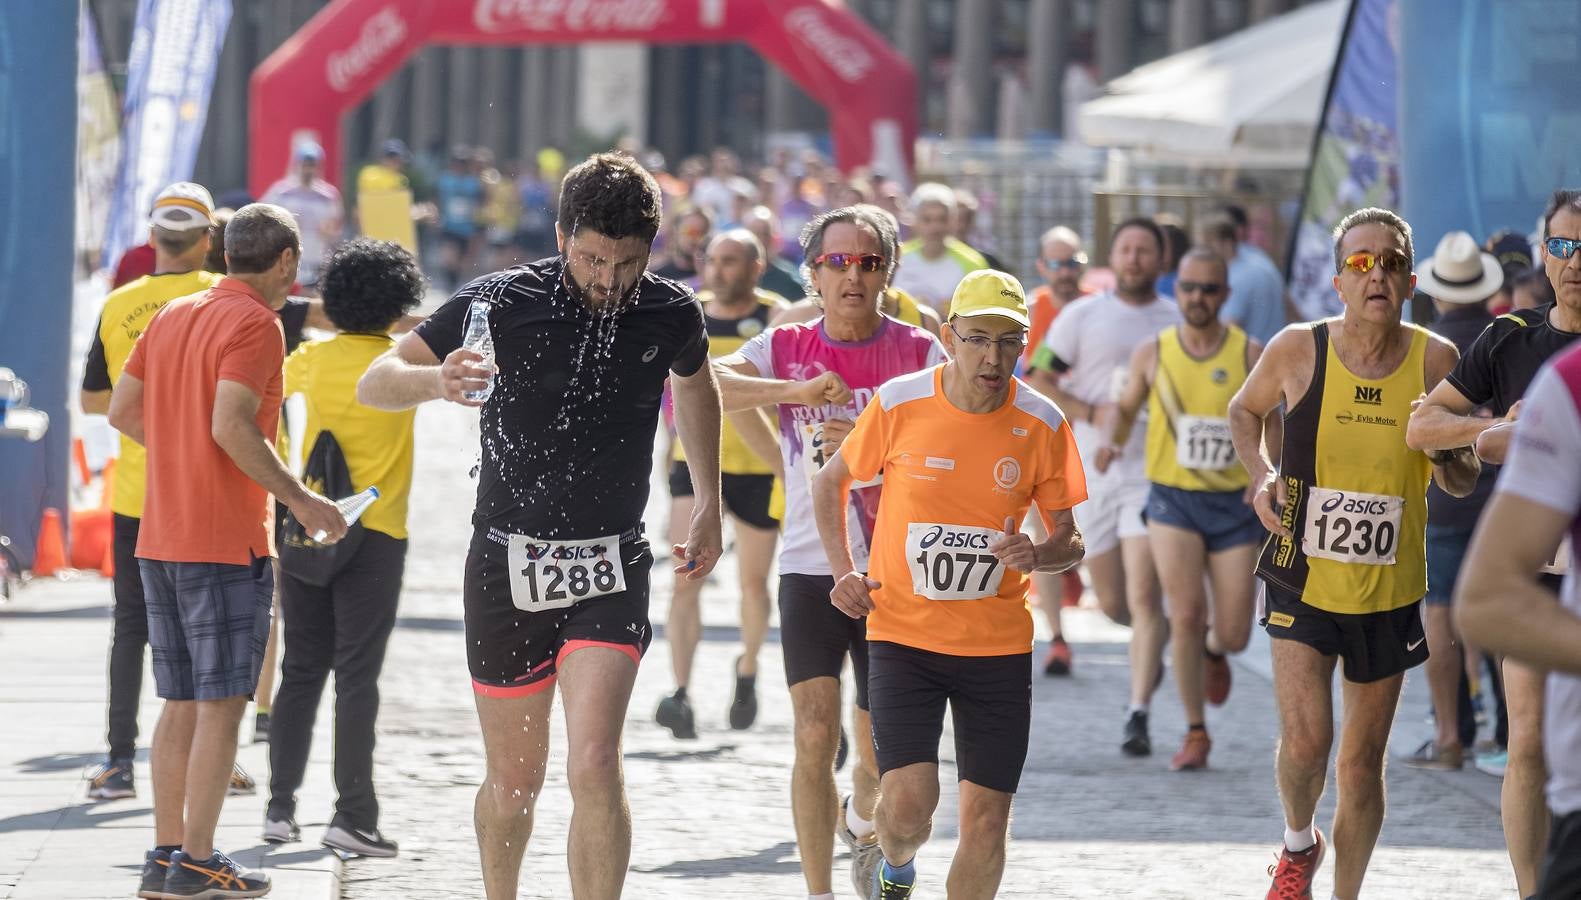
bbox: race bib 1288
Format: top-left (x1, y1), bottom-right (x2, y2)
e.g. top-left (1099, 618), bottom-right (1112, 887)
top-left (507, 533), bottom-right (627, 612)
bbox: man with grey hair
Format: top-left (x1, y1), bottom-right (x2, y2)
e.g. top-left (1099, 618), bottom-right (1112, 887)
top-left (109, 202), bottom-right (347, 899)
top-left (1228, 206), bottom-right (1478, 899)
top-left (892, 182), bottom-right (988, 315)
top-left (716, 205), bottom-right (944, 900)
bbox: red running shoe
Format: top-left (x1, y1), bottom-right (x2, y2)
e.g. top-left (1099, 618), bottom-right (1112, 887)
top-left (1170, 729), bottom-right (1211, 771)
top-left (1043, 636), bottom-right (1073, 676)
top-left (1266, 829), bottom-right (1325, 899)
top-left (1205, 649), bottom-right (1232, 706)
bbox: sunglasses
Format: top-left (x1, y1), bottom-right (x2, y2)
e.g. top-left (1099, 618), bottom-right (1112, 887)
top-left (1044, 257), bottom-right (1086, 270)
top-left (948, 321), bottom-right (1027, 353)
top-left (1176, 281), bottom-right (1224, 296)
top-left (1546, 237), bottom-right (1581, 260)
top-left (814, 252), bottom-right (886, 272)
top-left (1341, 251), bottom-right (1411, 275)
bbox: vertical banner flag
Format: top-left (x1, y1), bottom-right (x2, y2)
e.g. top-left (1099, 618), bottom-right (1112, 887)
top-left (1398, 0), bottom-right (1581, 256)
top-left (1285, 0), bottom-right (1399, 321)
top-left (77, 0), bottom-right (121, 273)
top-left (100, 0), bottom-right (231, 271)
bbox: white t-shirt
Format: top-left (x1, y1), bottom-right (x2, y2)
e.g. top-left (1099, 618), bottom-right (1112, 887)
top-left (1494, 356), bottom-right (1581, 815)
top-left (1041, 290), bottom-right (1182, 483)
top-left (893, 248), bottom-right (972, 311)
top-left (262, 177), bottom-right (343, 284)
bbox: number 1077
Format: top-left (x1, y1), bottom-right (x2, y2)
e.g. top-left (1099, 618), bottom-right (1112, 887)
top-left (916, 552), bottom-right (999, 594)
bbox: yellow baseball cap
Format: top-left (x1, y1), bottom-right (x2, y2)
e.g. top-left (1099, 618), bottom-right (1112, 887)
top-left (949, 269), bottom-right (1029, 328)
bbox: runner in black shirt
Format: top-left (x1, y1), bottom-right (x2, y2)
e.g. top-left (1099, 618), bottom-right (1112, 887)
top-left (358, 152), bottom-right (722, 900)
top-left (1408, 188), bottom-right (1581, 897)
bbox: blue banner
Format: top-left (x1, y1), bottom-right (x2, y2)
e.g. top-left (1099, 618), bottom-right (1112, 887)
top-left (1398, 0), bottom-right (1581, 255)
top-left (100, 0), bottom-right (231, 271)
top-left (1286, 0), bottom-right (1400, 321)
top-left (0, 4), bottom-right (77, 566)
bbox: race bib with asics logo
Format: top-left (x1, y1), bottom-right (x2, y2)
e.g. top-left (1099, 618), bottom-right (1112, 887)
top-left (1301, 487), bottom-right (1404, 566)
top-left (1541, 536), bottom-right (1573, 576)
top-left (1175, 415), bottom-right (1237, 470)
top-left (507, 533), bottom-right (627, 612)
top-left (905, 523), bottom-right (1006, 601)
top-left (799, 420), bottom-right (881, 492)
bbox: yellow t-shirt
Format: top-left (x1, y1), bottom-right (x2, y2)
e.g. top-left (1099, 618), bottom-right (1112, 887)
top-left (357, 164), bottom-right (408, 195)
top-left (840, 366), bottom-right (1088, 656)
top-left (91, 270), bottom-right (224, 518)
top-left (283, 333), bottom-right (416, 540)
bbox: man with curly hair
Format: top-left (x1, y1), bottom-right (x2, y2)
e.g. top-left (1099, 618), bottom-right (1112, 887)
top-left (358, 152), bottom-right (723, 899)
top-left (261, 238), bottom-right (426, 859)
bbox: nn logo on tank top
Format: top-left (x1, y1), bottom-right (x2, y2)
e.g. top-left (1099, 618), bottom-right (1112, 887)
top-left (1354, 385), bottom-right (1383, 406)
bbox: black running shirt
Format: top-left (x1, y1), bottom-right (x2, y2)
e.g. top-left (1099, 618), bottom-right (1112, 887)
top-left (1446, 304), bottom-right (1581, 417)
top-left (416, 257), bottom-right (708, 542)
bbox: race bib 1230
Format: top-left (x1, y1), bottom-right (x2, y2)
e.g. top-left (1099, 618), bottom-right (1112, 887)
top-left (1301, 487), bottom-right (1403, 566)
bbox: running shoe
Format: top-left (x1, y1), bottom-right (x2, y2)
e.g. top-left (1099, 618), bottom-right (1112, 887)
top-left (263, 812), bottom-right (300, 844)
top-left (838, 795), bottom-right (882, 897)
top-left (1401, 739), bottom-right (1463, 771)
top-left (1122, 710), bottom-right (1151, 757)
top-left (1265, 829), bottom-right (1325, 899)
top-left (1043, 636), bottom-right (1073, 677)
top-left (228, 763), bottom-right (257, 796)
top-left (728, 658), bottom-right (758, 730)
top-left (655, 688), bottom-right (697, 739)
top-left (322, 815), bottom-right (399, 858)
top-left (87, 758), bottom-right (136, 800)
top-left (1474, 749), bottom-right (1508, 778)
top-left (1204, 648), bottom-right (1232, 706)
top-left (136, 847), bottom-right (172, 899)
top-left (253, 711), bottom-right (271, 744)
top-left (1170, 729), bottom-right (1211, 771)
top-left (870, 857), bottom-right (917, 899)
top-left (163, 849), bottom-right (271, 898)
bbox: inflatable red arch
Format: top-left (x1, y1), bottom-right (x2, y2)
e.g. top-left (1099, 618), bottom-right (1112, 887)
top-left (249, 0), bottom-right (918, 196)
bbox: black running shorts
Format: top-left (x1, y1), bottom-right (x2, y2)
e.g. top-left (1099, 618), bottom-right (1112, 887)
top-left (778, 573), bottom-right (868, 710)
top-left (667, 461), bottom-right (779, 530)
top-left (867, 641), bottom-right (1032, 795)
top-left (463, 528), bottom-right (653, 698)
top-left (1539, 809), bottom-right (1581, 899)
top-left (1259, 580), bottom-right (1428, 683)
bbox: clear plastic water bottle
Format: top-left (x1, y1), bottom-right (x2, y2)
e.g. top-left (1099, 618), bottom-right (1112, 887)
top-left (462, 298), bottom-right (495, 403)
top-left (313, 486), bottom-right (380, 542)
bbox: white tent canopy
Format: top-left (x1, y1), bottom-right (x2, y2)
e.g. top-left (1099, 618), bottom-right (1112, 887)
top-left (1078, 0), bottom-right (1347, 165)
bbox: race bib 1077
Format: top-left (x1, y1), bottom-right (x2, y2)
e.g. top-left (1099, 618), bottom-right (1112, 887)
top-left (905, 523), bottom-right (1006, 601)
top-left (507, 533), bottom-right (627, 612)
top-left (1301, 486), bottom-right (1403, 566)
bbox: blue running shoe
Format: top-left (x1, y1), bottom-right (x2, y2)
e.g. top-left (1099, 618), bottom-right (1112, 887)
top-left (163, 849), bottom-right (271, 898)
top-left (870, 857), bottom-right (917, 900)
top-left (87, 758), bottom-right (135, 800)
top-left (136, 848), bottom-right (171, 899)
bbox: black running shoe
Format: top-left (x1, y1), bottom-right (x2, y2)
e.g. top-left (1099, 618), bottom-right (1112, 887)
top-left (322, 815), bottom-right (399, 858)
top-left (1122, 710), bottom-right (1151, 757)
top-left (163, 849), bottom-right (271, 898)
top-left (728, 658), bottom-right (758, 730)
top-left (87, 758), bottom-right (135, 800)
top-left (656, 688), bottom-right (697, 739)
top-left (136, 848), bottom-right (171, 899)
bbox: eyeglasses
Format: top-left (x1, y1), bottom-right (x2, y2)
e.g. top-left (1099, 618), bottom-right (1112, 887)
top-left (1176, 281), bottom-right (1224, 296)
top-left (1341, 251), bottom-right (1412, 275)
top-left (1545, 237), bottom-right (1581, 260)
top-left (813, 252), bottom-right (886, 272)
top-left (948, 321), bottom-right (1027, 353)
top-left (1044, 256), bottom-right (1086, 270)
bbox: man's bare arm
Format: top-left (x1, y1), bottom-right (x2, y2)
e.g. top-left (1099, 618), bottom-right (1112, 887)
top-left (357, 330), bottom-right (490, 410)
top-left (713, 356), bottom-right (851, 413)
top-left (727, 408), bottom-right (784, 479)
top-left (1456, 493), bottom-right (1581, 674)
top-left (1407, 379), bottom-right (1491, 452)
top-left (211, 380), bottom-right (346, 542)
top-left (1420, 336), bottom-right (1480, 497)
top-left (813, 451), bottom-right (858, 580)
top-left (81, 388), bottom-right (112, 416)
top-left (1026, 366), bottom-right (1097, 425)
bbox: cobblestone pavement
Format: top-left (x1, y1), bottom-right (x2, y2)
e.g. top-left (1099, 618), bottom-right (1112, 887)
top-left (337, 401), bottom-right (1517, 899)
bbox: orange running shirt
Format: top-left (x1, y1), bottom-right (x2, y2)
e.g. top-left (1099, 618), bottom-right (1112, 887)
top-left (840, 365), bottom-right (1088, 656)
top-left (124, 278), bottom-right (286, 564)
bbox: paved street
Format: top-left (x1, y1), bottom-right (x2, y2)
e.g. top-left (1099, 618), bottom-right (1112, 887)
top-left (3, 397), bottom-right (1518, 898)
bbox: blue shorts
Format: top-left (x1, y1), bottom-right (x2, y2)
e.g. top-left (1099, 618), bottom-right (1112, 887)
top-left (140, 556), bottom-right (274, 701)
top-left (1425, 526), bottom-right (1473, 607)
top-left (1145, 483), bottom-right (1263, 553)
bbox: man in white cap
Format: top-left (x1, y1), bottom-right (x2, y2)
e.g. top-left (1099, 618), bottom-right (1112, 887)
top-left (1399, 231), bottom-right (1501, 773)
top-left (263, 141), bottom-right (344, 292)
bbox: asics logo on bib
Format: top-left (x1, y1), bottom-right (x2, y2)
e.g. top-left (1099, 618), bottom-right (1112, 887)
top-left (524, 542), bottom-right (612, 561)
top-left (919, 526), bottom-right (993, 551)
top-left (1319, 493), bottom-right (1391, 516)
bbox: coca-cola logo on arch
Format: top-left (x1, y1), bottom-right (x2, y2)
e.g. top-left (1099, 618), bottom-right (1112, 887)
top-left (474, 0), bottom-right (669, 33)
top-left (326, 7), bottom-right (408, 92)
top-left (783, 6), bottom-right (874, 83)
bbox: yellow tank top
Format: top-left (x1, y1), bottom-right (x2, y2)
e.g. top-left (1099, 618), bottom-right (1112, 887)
top-left (673, 290), bottom-right (780, 475)
top-left (887, 288), bottom-right (924, 326)
top-left (1256, 321), bottom-right (1431, 614)
top-left (1145, 325), bottom-right (1251, 491)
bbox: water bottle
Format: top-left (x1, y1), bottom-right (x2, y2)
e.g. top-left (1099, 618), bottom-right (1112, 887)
top-left (313, 486), bottom-right (380, 542)
top-left (462, 298), bottom-right (495, 402)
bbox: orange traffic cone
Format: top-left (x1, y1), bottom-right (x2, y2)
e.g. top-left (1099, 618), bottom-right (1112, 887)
top-left (33, 508), bottom-right (66, 576)
top-left (72, 437), bottom-right (91, 488)
top-left (71, 508), bottom-right (111, 571)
